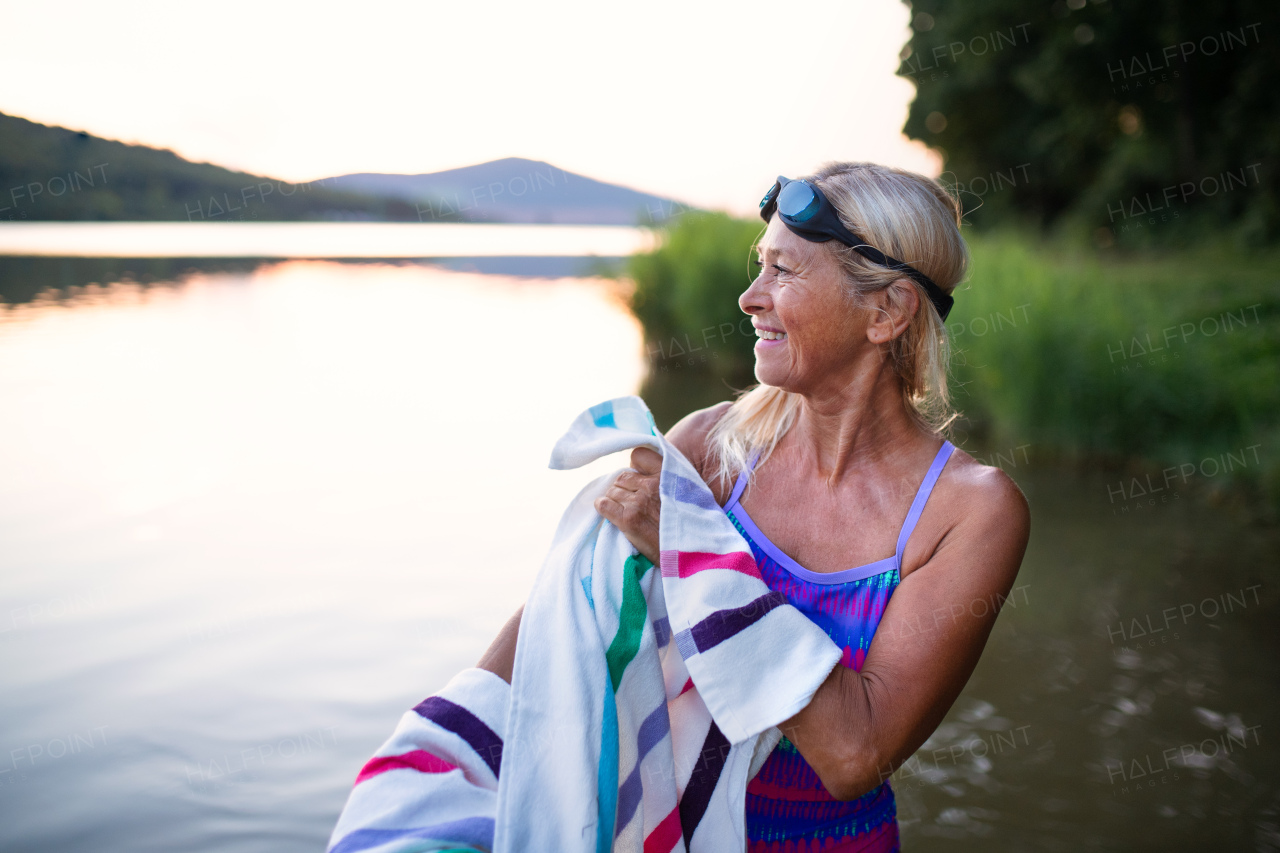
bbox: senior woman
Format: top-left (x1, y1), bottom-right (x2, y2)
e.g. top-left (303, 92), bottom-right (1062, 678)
top-left (479, 161), bottom-right (1030, 851)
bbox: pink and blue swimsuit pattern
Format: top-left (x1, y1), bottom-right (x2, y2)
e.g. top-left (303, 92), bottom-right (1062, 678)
top-left (722, 440), bottom-right (956, 853)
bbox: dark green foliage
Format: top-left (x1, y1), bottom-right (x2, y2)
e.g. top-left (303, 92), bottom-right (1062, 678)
top-left (0, 112), bottom-right (429, 222)
top-left (627, 212), bottom-right (764, 388)
top-left (946, 232), bottom-right (1279, 500)
top-left (627, 214), bottom-right (1280, 503)
top-left (898, 0), bottom-right (1280, 245)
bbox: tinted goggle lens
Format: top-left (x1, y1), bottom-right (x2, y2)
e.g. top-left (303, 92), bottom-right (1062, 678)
top-left (759, 173), bottom-right (953, 319)
top-left (759, 183), bottom-right (779, 209)
top-left (777, 180), bottom-right (821, 222)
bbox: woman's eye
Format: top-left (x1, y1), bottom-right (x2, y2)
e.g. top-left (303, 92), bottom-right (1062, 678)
top-left (752, 259), bottom-right (790, 276)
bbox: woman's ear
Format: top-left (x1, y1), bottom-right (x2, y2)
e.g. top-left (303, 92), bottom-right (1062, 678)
top-left (865, 279), bottom-right (920, 345)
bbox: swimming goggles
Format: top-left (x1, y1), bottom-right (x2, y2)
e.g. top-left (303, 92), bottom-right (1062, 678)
top-left (759, 176), bottom-right (954, 321)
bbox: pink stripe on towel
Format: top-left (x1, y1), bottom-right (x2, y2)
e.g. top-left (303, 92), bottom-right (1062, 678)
top-left (355, 750), bottom-right (459, 785)
top-left (659, 550), bottom-right (761, 580)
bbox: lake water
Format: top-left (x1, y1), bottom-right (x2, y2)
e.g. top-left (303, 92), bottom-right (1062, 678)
top-left (0, 222), bottom-right (655, 258)
top-left (0, 238), bottom-right (1276, 851)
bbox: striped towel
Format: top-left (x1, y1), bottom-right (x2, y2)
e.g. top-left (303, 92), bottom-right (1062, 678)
top-left (327, 395), bottom-right (842, 853)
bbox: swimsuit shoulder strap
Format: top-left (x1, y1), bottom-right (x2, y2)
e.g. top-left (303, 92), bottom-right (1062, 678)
top-left (894, 441), bottom-right (956, 562)
top-left (723, 449), bottom-right (761, 510)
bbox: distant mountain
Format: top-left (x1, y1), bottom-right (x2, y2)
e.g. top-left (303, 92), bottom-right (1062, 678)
top-left (323, 158), bottom-right (690, 225)
top-left (0, 112), bottom-right (435, 222)
top-left (0, 112), bottom-right (690, 225)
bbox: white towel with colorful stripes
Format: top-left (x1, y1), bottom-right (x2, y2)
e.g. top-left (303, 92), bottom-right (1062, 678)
top-left (327, 395), bottom-right (842, 853)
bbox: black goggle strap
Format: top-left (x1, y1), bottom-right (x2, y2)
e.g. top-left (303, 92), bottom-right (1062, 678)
top-left (845, 242), bottom-right (954, 322)
top-left (759, 177), bottom-right (953, 321)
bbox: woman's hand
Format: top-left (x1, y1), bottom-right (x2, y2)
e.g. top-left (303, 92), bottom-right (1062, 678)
top-left (476, 605), bottom-right (523, 683)
top-left (478, 447), bottom-right (663, 683)
top-left (593, 447), bottom-right (663, 565)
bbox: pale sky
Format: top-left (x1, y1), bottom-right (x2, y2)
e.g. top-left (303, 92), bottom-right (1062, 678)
top-left (2, 0), bottom-right (938, 215)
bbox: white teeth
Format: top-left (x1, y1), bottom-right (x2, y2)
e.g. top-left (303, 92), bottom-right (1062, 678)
top-left (755, 329), bottom-right (787, 341)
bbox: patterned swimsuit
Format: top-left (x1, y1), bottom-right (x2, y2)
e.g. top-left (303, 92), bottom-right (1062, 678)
top-left (721, 441), bottom-right (956, 852)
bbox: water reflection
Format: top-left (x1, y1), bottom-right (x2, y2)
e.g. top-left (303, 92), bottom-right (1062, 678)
top-left (0, 222), bottom-right (655, 259)
top-left (0, 259), bottom-right (645, 852)
top-left (0, 255), bottom-right (620, 306)
top-left (0, 258), bottom-right (1275, 851)
top-left (641, 365), bottom-right (1279, 850)
top-left (878, 456), bottom-right (1279, 850)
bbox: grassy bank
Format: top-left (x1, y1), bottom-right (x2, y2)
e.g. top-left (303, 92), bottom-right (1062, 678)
top-left (951, 234), bottom-right (1279, 502)
top-left (627, 214), bottom-right (1280, 506)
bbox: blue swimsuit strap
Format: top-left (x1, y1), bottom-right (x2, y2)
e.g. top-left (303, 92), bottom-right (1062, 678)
top-left (724, 441), bottom-right (955, 570)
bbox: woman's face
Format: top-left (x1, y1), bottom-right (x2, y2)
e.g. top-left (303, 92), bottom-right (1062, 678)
top-left (740, 217), bottom-right (871, 393)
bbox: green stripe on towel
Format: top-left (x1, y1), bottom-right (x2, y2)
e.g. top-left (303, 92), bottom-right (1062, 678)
top-left (605, 553), bottom-right (653, 693)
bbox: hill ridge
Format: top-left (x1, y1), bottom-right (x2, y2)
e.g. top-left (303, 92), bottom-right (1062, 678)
top-left (0, 112), bottom-right (688, 224)
top-left (321, 157), bottom-right (688, 225)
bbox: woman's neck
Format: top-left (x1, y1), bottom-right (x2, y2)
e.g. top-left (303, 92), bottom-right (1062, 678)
top-left (785, 363), bottom-right (932, 487)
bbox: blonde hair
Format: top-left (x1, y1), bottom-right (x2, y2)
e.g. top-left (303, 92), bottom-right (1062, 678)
top-left (705, 161), bottom-right (969, 491)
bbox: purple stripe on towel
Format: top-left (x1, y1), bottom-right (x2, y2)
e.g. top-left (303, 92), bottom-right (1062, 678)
top-left (652, 616), bottom-right (671, 648)
top-left (328, 817), bottom-right (495, 853)
top-left (679, 722), bottom-right (730, 844)
top-left (412, 696), bottom-right (503, 779)
top-left (663, 473), bottom-right (720, 512)
top-left (687, 591), bottom-right (788, 655)
top-left (615, 703), bottom-right (674, 837)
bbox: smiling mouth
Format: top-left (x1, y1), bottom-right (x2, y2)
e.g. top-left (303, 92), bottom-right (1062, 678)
top-left (755, 329), bottom-right (787, 341)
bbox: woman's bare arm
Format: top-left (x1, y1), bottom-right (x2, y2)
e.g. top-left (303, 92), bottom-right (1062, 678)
top-left (476, 605), bottom-right (523, 683)
top-left (600, 405), bottom-right (1031, 800)
top-left (781, 470), bottom-right (1029, 799)
top-left (484, 402), bottom-right (1030, 798)
top-left (478, 405), bottom-right (728, 682)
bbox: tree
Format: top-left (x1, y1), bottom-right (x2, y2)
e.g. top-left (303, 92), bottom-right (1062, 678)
top-left (898, 0), bottom-right (1280, 244)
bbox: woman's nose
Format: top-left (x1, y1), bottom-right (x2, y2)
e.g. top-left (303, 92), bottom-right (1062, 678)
top-left (740, 277), bottom-right (768, 315)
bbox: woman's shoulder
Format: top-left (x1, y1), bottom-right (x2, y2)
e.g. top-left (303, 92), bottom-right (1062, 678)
top-left (664, 401), bottom-right (734, 479)
top-left (896, 443), bottom-right (1030, 582)
top-left (936, 446), bottom-right (1032, 544)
